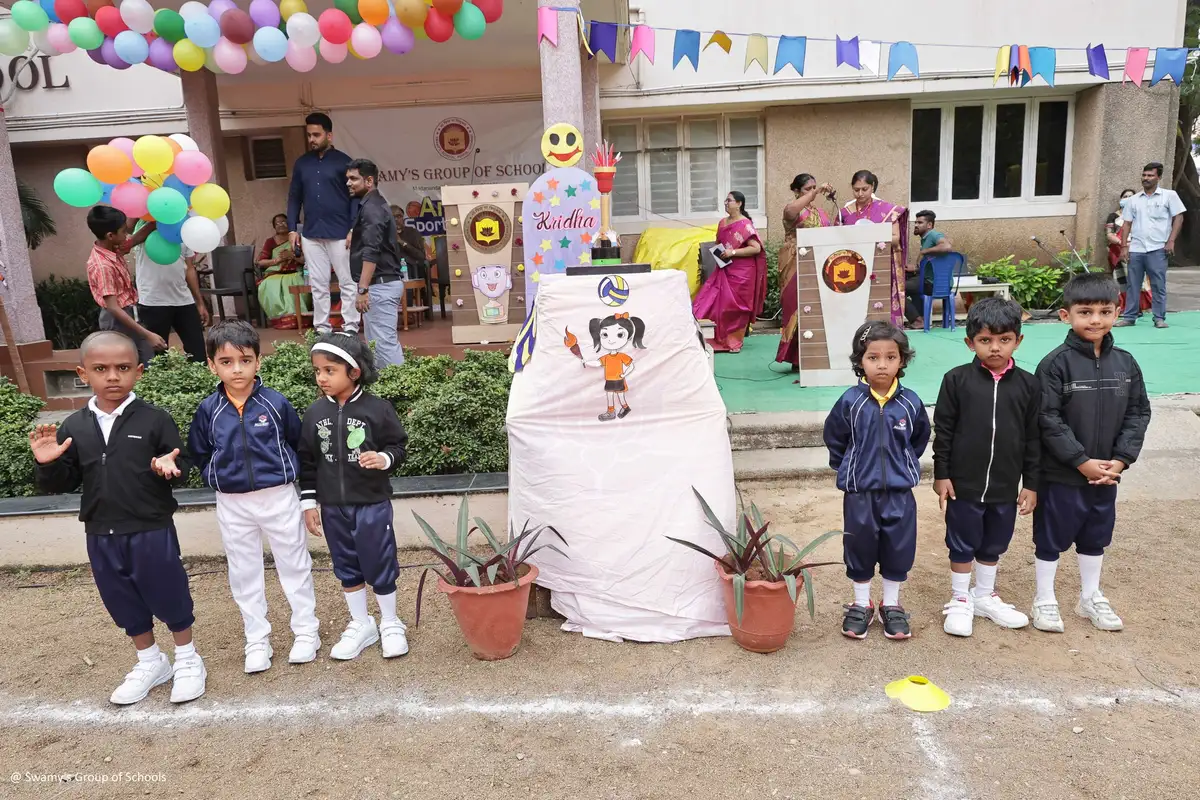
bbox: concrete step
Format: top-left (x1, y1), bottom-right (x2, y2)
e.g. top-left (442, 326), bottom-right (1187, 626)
top-left (729, 411), bottom-right (827, 451)
top-left (733, 446), bottom-right (935, 482)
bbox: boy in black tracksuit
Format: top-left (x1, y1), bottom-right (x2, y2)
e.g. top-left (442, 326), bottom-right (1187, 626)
top-left (933, 298), bottom-right (1040, 638)
top-left (1032, 274), bottom-right (1151, 634)
top-left (30, 331), bottom-right (206, 706)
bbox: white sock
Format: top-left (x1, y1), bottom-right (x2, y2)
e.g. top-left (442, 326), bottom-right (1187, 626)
top-left (950, 571), bottom-right (971, 601)
top-left (374, 590), bottom-right (400, 623)
top-left (1078, 553), bottom-right (1104, 601)
top-left (344, 588), bottom-right (370, 622)
top-left (1034, 558), bottom-right (1059, 604)
top-left (852, 581), bottom-right (871, 607)
top-left (173, 642), bottom-right (195, 660)
top-left (882, 579), bottom-right (902, 607)
top-left (136, 643), bottom-right (162, 663)
top-left (973, 562), bottom-right (998, 598)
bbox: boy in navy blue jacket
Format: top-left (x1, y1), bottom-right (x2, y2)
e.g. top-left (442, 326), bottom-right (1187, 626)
top-left (824, 322), bottom-right (930, 640)
top-left (188, 321), bottom-right (320, 673)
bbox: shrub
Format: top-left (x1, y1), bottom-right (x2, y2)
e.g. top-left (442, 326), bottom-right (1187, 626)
top-left (374, 352), bottom-right (456, 417)
top-left (257, 339), bottom-right (318, 412)
top-left (134, 350), bottom-right (216, 486)
top-left (759, 238), bottom-right (782, 322)
top-left (0, 378), bottom-right (45, 497)
top-left (36, 276), bottom-right (99, 350)
top-left (974, 256), bottom-right (1068, 310)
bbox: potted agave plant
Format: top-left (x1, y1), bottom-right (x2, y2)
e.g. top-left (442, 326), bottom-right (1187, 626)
top-left (413, 497), bottom-right (567, 661)
top-left (667, 489), bottom-right (843, 653)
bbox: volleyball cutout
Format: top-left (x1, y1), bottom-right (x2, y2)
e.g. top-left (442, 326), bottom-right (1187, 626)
top-left (597, 275), bottom-right (629, 307)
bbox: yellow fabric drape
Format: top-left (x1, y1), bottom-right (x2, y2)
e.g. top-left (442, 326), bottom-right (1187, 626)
top-left (632, 225), bottom-right (718, 298)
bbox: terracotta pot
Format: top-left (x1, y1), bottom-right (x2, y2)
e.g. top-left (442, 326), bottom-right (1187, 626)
top-left (715, 562), bottom-right (799, 653)
top-left (438, 565), bottom-right (539, 661)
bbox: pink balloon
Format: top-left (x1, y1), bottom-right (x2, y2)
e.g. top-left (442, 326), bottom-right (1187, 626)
top-left (46, 23), bottom-right (76, 55)
top-left (108, 137), bottom-right (143, 177)
top-left (173, 150), bottom-right (214, 186)
top-left (285, 40), bottom-right (316, 72)
top-left (318, 38), bottom-right (347, 63)
top-left (349, 23), bottom-right (381, 58)
top-left (212, 37), bottom-right (247, 74)
top-left (111, 182), bottom-right (149, 218)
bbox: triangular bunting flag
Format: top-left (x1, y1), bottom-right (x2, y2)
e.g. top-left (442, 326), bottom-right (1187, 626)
top-left (1152, 47), bottom-right (1188, 85)
top-left (1018, 45), bottom-right (1032, 86)
top-left (774, 35), bottom-right (806, 75)
top-left (706, 31), bottom-right (732, 53)
top-left (744, 34), bottom-right (768, 73)
top-left (673, 29), bottom-right (700, 70)
top-left (588, 21), bottom-right (618, 62)
top-left (630, 25), bottom-right (655, 65)
top-left (537, 6), bottom-right (557, 47)
top-left (1009, 43), bottom-right (1021, 85)
top-left (888, 41), bottom-right (919, 79)
top-left (577, 13), bottom-right (593, 57)
top-left (1124, 47), bottom-right (1150, 86)
top-left (836, 35), bottom-right (860, 69)
top-left (860, 40), bottom-right (881, 75)
top-left (1028, 47), bottom-right (1056, 86)
top-left (1086, 43), bottom-right (1110, 79)
top-left (993, 45), bottom-right (1011, 85)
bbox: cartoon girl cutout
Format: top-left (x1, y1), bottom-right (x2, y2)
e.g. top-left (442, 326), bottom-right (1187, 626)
top-left (581, 313), bottom-right (646, 421)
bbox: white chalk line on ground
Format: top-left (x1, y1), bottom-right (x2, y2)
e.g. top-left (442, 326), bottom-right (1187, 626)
top-left (0, 685), bottom-right (1196, 729)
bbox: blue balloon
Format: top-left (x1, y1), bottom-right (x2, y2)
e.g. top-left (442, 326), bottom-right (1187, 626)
top-left (39, 0), bottom-right (58, 23)
top-left (157, 218), bottom-right (185, 245)
top-left (99, 183), bottom-right (115, 204)
top-left (163, 175), bottom-right (193, 203)
top-left (113, 31), bottom-right (149, 65)
top-left (183, 15), bottom-right (220, 49)
top-left (252, 27), bottom-right (287, 63)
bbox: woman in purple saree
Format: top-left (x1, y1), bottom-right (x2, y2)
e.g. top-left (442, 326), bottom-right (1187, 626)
top-left (775, 173), bottom-right (836, 368)
top-left (836, 170), bottom-right (909, 326)
top-left (693, 191), bottom-right (767, 353)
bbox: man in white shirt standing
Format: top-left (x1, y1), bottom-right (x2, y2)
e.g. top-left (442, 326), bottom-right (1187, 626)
top-left (131, 221), bottom-right (209, 361)
top-left (1117, 161), bottom-right (1185, 329)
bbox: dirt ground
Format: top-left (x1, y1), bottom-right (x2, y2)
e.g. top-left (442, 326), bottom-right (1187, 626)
top-left (1, 479), bottom-right (1198, 800)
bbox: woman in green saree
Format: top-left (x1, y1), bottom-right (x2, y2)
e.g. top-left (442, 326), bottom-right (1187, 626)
top-left (257, 213), bottom-right (308, 329)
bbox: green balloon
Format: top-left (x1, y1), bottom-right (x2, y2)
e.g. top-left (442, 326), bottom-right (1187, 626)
top-left (67, 17), bottom-right (103, 51)
top-left (11, 1), bottom-right (50, 34)
top-left (453, 2), bottom-right (486, 41)
top-left (0, 20), bottom-right (31, 56)
top-left (333, 0), bottom-right (362, 25)
top-left (147, 188), bottom-right (189, 225)
top-left (54, 168), bottom-right (103, 208)
top-left (153, 9), bottom-right (187, 44)
top-left (144, 232), bottom-right (182, 266)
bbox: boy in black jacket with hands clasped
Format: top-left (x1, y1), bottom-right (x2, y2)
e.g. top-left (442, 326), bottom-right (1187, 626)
top-left (1032, 274), bottom-right (1151, 633)
top-left (933, 298), bottom-right (1040, 637)
top-left (31, 331), bottom-right (206, 705)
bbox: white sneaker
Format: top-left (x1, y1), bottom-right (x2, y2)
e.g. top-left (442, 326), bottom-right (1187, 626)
top-left (942, 596), bottom-right (974, 637)
top-left (1076, 591), bottom-right (1124, 631)
top-left (380, 619), bottom-right (410, 658)
top-left (109, 653), bottom-right (172, 705)
top-left (170, 654), bottom-right (207, 704)
top-left (1031, 600), bottom-right (1065, 633)
top-left (288, 633), bottom-right (321, 664)
top-left (973, 592), bottom-right (1030, 629)
top-left (329, 617), bottom-right (379, 661)
top-left (244, 640), bottom-right (273, 674)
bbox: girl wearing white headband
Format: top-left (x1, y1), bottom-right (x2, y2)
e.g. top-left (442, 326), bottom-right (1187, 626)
top-left (297, 332), bottom-right (411, 660)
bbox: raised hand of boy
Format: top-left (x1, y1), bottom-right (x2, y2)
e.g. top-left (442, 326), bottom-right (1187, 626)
top-left (933, 478), bottom-right (955, 511)
top-left (1017, 488), bottom-right (1037, 516)
top-left (358, 451), bottom-right (389, 470)
top-left (29, 425), bottom-right (71, 464)
top-left (303, 508), bottom-right (323, 537)
top-left (1078, 458), bottom-right (1121, 485)
top-left (151, 448), bottom-right (182, 479)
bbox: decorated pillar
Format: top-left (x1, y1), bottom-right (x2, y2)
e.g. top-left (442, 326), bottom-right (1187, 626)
top-left (581, 52), bottom-right (601, 176)
top-left (537, 0), bottom-right (585, 135)
top-left (0, 108), bottom-right (46, 345)
top-left (180, 69), bottom-right (234, 243)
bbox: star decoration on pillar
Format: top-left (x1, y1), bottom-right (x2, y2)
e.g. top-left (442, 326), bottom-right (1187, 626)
top-left (558, 236), bottom-right (572, 249)
top-left (589, 197), bottom-right (601, 210)
top-left (580, 232), bottom-right (592, 244)
top-left (554, 259), bottom-right (565, 271)
top-left (549, 196), bottom-right (561, 207)
top-left (581, 180), bottom-right (592, 191)
top-left (533, 191), bottom-right (545, 204)
top-left (578, 252), bottom-right (592, 264)
top-left (541, 239), bottom-right (553, 251)
top-left (547, 178), bottom-right (559, 190)
top-left (532, 252), bottom-right (544, 266)
top-left (565, 185), bottom-right (577, 198)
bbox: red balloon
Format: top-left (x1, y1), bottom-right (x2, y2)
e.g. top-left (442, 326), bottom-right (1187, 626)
top-left (94, 6), bottom-right (127, 37)
top-left (431, 0), bottom-right (463, 14)
top-left (424, 7), bottom-right (454, 42)
top-left (53, 0), bottom-right (88, 23)
top-left (219, 9), bottom-right (255, 45)
top-left (318, 9), bottom-right (353, 45)
top-left (473, 0), bottom-right (502, 24)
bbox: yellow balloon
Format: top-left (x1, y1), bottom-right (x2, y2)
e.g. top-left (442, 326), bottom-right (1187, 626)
top-left (132, 136), bottom-right (174, 175)
top-left (190, 183), bottom-right (230, 219)
top-left (395, 0), bottom-right (428, 28)
top-left (279, 0), bottom-right (307, 21)
top-left (174, 39), bottom-right (205, 73)
top-left (141, 172), bottom-right (166, 191)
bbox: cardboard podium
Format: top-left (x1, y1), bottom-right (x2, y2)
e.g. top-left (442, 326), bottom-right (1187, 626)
top-left (793, 223), bottom-right (893, 386)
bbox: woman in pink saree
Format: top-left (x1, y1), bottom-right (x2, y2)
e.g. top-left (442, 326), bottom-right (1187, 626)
top-left (775, 173), bottom-right (836, 368)
top-left (837, 170), bottom-right (909, 326)
top-left (693, 191), bottom-right (767, 353)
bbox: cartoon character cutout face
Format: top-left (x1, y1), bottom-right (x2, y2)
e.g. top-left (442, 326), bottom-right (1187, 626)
top-left (566, 313), bottom-right (647, 422)
top-left (541, 123), bottom-right (583, 168)
top-left (472, 264), bottom-right (512, 299)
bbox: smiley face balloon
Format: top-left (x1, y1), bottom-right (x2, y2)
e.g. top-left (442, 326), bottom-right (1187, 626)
top-left (541, 123), bottom-right (583, 168)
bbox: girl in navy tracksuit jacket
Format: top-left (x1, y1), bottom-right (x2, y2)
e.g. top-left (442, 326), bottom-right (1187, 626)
top-left (823, 322), bottom-right (930, 641)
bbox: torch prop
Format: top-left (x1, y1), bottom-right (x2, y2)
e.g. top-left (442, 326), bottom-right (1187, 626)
top-left (591, 140), bottom-right (622, 248)
top-left (564, 327), bottom-right (583, 360)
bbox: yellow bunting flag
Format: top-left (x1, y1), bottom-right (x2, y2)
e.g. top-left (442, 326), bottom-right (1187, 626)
top-left (745, 33), bottom-right (768, 73)
top-left (706, 30), bottom-right (732, 53)
top-left (993, 45), bottom-right (1011, 85)
top-left (577, 12), bottom-right (593, 57)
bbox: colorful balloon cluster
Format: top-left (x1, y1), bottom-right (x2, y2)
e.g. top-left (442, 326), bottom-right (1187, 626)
top-left (0, 0), bottom-right (503, 71)
top-left (53, 135), bottom-right (231, 265)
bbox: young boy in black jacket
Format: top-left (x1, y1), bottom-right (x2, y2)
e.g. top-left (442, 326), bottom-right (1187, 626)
top-left (933, 298), bottom-right (1040, 637)
top-left (30, 331), bottom-right (206, 705)
top-left (1032, 274), bottom-right (1151, 633)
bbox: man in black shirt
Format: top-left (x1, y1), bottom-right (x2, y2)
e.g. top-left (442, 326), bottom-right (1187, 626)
top-left (346, 158), bottom-right (405, 368)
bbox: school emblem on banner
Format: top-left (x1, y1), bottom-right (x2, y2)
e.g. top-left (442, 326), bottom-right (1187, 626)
top-left (463, 204), bottom-right (511, 254)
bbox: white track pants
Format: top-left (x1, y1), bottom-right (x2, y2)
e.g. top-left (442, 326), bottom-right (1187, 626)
top-left (303, 236), bottom-right (359, 333)
top-left (215, 484), bottom-right (319, 644)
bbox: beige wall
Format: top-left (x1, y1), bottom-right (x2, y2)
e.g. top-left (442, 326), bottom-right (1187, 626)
top-left (936, 216), bottom-right (1078, 267)
top-left (223, 127), bottom-right (307, 252)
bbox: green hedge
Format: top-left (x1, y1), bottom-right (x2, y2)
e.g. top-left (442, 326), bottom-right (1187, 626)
top-left (36, 276), bottom-right (99, 351)
top-left (0, 379), bottom-right (46, 497)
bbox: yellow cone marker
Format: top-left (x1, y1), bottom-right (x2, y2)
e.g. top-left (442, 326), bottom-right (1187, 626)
top-left (885, 676), bottom-right (950, 713)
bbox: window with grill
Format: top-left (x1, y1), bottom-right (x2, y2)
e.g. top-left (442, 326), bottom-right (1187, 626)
top-left (247, 136), bottom-right (287, 180)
